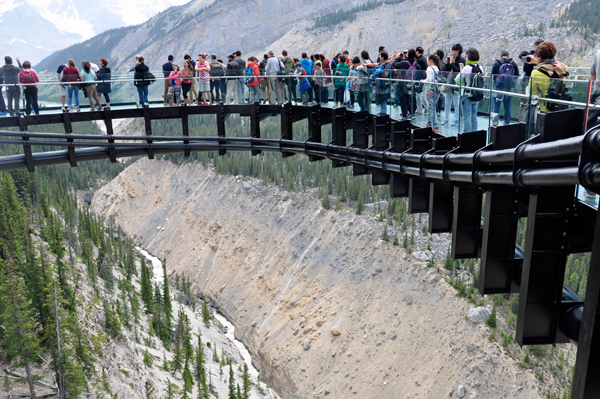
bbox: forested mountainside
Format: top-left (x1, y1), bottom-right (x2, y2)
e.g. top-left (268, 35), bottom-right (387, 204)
top-left (36, 0), bottom-right (600, 74)
top-left (0, 123), bottom-right (274, 399)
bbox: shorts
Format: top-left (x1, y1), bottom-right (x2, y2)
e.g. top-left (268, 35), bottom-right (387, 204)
top-left (197, 80), bottom-right (210, 92)
top-left (59, 84), bottom-right (68, 97)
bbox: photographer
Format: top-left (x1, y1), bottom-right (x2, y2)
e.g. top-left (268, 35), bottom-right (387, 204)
top-left (442, 43), bottom-right (465, 126)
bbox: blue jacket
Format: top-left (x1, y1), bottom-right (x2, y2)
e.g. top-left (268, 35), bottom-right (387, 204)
top-left (300, 58), bottom-right (312, 76)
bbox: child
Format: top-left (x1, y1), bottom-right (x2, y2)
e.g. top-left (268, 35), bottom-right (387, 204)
top-left (295, 63), bottom-right (310, 105)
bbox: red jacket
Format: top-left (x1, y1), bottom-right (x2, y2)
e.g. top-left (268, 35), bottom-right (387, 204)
top-left (247, 61), bottom-right (260, 86)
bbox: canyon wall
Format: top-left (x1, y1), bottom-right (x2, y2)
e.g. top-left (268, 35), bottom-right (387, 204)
top-left (92, 158), bottom-right (546, 398)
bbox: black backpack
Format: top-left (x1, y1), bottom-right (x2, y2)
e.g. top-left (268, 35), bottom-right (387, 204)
top-left (467, 64), bottom-right (484, 101)
top-left (537, 67), bottom-right (572, 111)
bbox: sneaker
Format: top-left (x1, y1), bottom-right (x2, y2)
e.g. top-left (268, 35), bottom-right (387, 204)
top-left (76, 107), bottom-right (80, 112)
top-left (136, 103), bottom-right (140, 109)
top-left (451, 120), bottom-right (459, 127)
top-left (434, 126), bottom-right (440, 133)
top-left (393, 104), bottom-right (398, 108)
top-left (441, 120), bottom-right (449, 125)
top-left (65, 106), bottom-right (70, 112)
top-left (426, 123), bottom-right (432, 128)
top-left (60, 106), bottom-right (65, 112)
top-left (0, 111), bottom-right (6, 115)
top-left (143, 103), bottom-right (149, 108)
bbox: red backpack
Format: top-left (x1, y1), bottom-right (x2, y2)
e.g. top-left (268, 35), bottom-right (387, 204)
top-left (20, 70), bottom-right (36, 84)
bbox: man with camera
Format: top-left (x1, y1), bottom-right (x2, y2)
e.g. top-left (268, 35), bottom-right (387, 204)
top-left (442, 43), bottom-right (466, 126)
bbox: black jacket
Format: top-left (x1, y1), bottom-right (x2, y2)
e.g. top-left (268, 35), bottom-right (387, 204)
top-left (134, 64), bottom-right (151, 87)
top-left (1, 62), bottom-right (23, 86)
top-left (523, 50), bottom-right (536, 77)
top-left (444, 55), bottom-right (466, 74)
top-left (96, 66), bottom-right (112, 93)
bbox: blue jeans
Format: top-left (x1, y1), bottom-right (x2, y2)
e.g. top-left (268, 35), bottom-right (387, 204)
top-left (237, 80), bottom-right (246, 104)
top-left (493, 93), bottom-right (512, 125)
top-left (357, 91), bottom-right (367, 111)
top-left (137, 86), bottom-right (148, 105)
top-left (334, 86), bottom-right (344, 103)
top-left (380, 99), bottom-right (387, 114)
top-left (427, 93), bottom-right (440, 127)
top-left (461, 97), bottom-right (479, 132)
top-left (67, 86), bottom-right (79, 107)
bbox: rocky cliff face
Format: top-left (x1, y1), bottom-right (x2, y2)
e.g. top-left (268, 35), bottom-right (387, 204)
top-left (92, 158), bottom-right (550, 399)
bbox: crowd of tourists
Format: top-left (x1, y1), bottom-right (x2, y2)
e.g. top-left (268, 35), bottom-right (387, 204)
top-left (2, 39), bottom-right (600, 135)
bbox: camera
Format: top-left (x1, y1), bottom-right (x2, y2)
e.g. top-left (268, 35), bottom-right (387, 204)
top-left (522, 55), bottom-right (532, 63)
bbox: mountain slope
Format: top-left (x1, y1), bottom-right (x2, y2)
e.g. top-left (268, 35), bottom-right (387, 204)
top-left (36, 0), bottom-right (592, 74)
top-left (0, 0), bottom-right (193, 64)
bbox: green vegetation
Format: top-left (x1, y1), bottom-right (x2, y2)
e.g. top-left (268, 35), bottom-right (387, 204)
top-left (312, 0), bottom-right (407, 30)
top-left (554, 0), bottom-right (600, 36)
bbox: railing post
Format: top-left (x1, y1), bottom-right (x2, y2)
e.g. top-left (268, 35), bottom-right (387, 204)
top-left (143, 106), bottom-right (153, 159)
top-left (280, 102), bottom-right (294, 158)
top-left (103, 108), bottom-right (117, 163)
top-left (181, 105), bottom-right (190, 157)
top-left (63, 111), bottom-right (77, 167)
top-left (217, 104), bottom-right (226, 156)
top-left (18, 114), bottom-right (34, 172)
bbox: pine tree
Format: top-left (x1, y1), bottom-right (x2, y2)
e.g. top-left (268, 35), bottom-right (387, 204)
top-left (140, 257), bottom-right (153, 313)
top-left (162, 258), bottom-right (173, 338)
top-left (228, 361), bottom-right (236, 399)
top-left (171, 334), bottom-right (183, 374)
top-left (487, 305), bottom-right (498, 328)
top-left (202, 300), bottom-right (211, 327)
top-left (0, 260), bottom-right (42, 399)
top-left (195, 332), bottom-right (209, 398)
top-left (242, 364), bottom-right (251, 399)
top-left (182, 357), bottom-right (194, 395)
top-left (237, 384), bottom-right (242, 399)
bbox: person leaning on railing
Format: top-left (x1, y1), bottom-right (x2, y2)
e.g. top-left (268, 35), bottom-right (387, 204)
top-left (96, 58), bottom-right (111, 110)
top-left (133, 56), bottom-right (152, 108)
top-left (80, 60), bottom-right (102, 111)
top-left (18, 61), bottom-right (39, 115)
top-left (1, 56), bottom-right (23, 116)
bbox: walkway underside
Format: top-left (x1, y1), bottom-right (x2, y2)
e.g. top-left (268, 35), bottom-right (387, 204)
top-left (1, 103), bottom-right (600, 399)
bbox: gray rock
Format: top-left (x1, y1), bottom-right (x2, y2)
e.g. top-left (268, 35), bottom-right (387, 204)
top-left (469, 393), bottom-right (477, 399)
top-left (406, 297), bottom-right (413, 305)
top-left (468, 307), bottom-right (491, 323)
top-left (303, 342), bottom-right (311, 351)
top-left (431, 274), bottom-right (441, 282)
top-left (457, 385), bottom-right (465, 398)
top-left (331, 351), bottom-right (336, 358)
top-left (490, 356), bottom-right (499, 366)
top-left (466, 344), bottom-right (474, 352)
top-left (390, 334), bottom-right (397, 340)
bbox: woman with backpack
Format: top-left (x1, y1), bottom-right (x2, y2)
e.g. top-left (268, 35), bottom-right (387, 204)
top-left (62, 59), bottom-right (80, 112)
top-left (18, 61), bottom-right (39, 115)
top-left (96, 58), bottom-right (111, 110)
top-left (80, 60), bottom-right (102, 111)
top-left (491, 51), bottom-right (519, 126)
top-left (422, 54), bottom-right (442, 132)
top-left (529, 41), bottom-right (569, 114)
top-left (133, 56), bottom-right (152, 107)
top-left (455, 48), bottom-right (483, 133)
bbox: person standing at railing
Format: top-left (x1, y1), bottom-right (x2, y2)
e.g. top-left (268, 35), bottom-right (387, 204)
top-left (265, 51), bottom-right (285, 105)
top-left (354, 57), bottom-right (369, 112)
top-left (246, 57), bottom-right (261, 103)
top-left (96, 59), bottom-right (111, 110)
top-left (371, 51), bottom-right (392, 115)
top-left (55, 63), bottom-right (68, 111)
top-left (80, 60), bottom-right (102, 111)
top-left (226, 54), bottom-right (239, 104)
top-left (234, 51), bottom-right (246, 104)
top-left (314, 61), bottom-right (327, 106)
top-left (195, 54), bottom-right (211, 105)
top-left (300, 53), bottom-right (313, 103)
top-left (333, 55), bottom-right (349, 107)
top-left (18, 61), bottom-right (39, 115)
top-left (415, 47), bottom-right (428, 115)
top-left (591, 47), bottom-right (600, 96)
top-left (184, 55), bottom-right (198, 103)
top-left (442, 44), bottom-right (465, 127)
top-left (1, 56), bottom-right (23, 116)
top-left (62, 59), bottom-right (80, 112)
top-left (529, 41), bottom-right (569, 114)
top-left (0, 73), bottom-right (5, 115)
top-left (162, 55), bottom-right (174, 106)
top-left (259, 54), bottom-right (270, 104)
top-left (491, 51), bottom-right (519, 126)
top-left (455, 48), bottom-right (484, 133)
top-left (209, 55), bottom-right (225, 104)
top-left (181, 60), bottom-right (194, 106)
top-left (133, 56), bottom-right (152, 108)
top-left (281, 50), bottom-right (295, 102)
top-left (294, 63), bottom-right (310, 106)
top-left (167, 64), bottom-right (182, 106)
top-left (422, 54), bottom-right (442, 133)
top-left (520, 39), bottom-right (544, 122)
